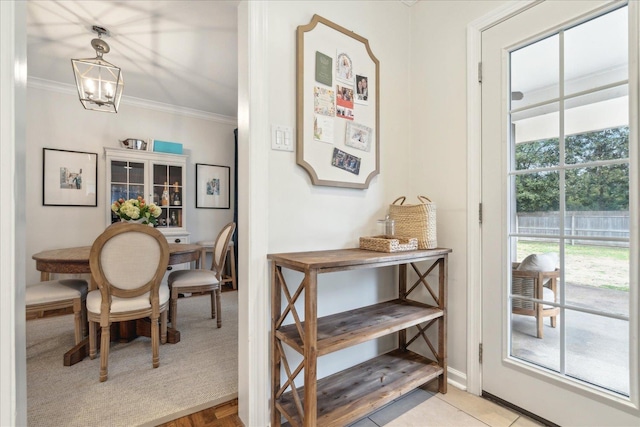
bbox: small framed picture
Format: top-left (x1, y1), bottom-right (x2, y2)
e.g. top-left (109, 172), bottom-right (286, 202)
top-left (355, 74), bottom-right (369, 104)
top-left (345, 122), bottom-right (373, 152)
top-left (43, 148), bottom-right (98, 206)
top-left (196, 163), bottom-right (230, 209)
top-left (331, 148), bottom-right (361, 175)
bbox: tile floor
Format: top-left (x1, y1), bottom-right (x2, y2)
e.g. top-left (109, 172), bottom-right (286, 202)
top-left (348, 381), bottom-right (546, 427)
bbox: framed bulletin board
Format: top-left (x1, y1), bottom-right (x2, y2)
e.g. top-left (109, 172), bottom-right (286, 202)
top-left (296, 14), bottom-right (379, 189)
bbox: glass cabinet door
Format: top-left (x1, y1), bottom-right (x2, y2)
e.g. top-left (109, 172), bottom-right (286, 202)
top-left (109, 160), bottom-right (145, 223)
top-left (152, 163), bottom-right (183, 228)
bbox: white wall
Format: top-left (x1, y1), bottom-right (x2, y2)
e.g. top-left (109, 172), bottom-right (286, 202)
top-left (260, 0), bottom-right (508, 398)
top-left (25, 85), bottom-right (237, 285)
top-left (265, 0), bottom-right (414, 380)
top-left (409, 0), bottom-right (508, 385)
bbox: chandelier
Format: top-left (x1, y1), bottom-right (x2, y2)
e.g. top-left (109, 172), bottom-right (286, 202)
top-left (71, 25), bottom-right (124, 113)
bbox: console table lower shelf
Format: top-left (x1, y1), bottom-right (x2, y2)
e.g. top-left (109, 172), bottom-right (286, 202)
top-left (276, 349), bottom-right (443, 427)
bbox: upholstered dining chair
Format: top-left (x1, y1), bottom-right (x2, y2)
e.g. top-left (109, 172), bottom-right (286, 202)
top-left (512, 252), bottom-right (560, 339)
top-left (87, 223), bottom-right (170, 382)
top-left (26, 279), bottom-right (88, 345)
top-left (168, 222), bottom-right (236, 329)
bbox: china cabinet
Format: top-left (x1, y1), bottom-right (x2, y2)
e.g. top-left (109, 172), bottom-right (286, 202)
top-left (268, 247), bottom-right (451, 426)
top-left (104, 147), bottom-right (189, 244)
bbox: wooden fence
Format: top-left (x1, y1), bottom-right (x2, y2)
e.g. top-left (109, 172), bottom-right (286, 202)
top-left (516, 211), bottom-right (629, 247)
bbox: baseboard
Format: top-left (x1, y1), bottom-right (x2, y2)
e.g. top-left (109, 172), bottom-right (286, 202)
top-left (139, 392), bottom-right (238, 427)
top-left (447, 366), bottom-right (468, 391)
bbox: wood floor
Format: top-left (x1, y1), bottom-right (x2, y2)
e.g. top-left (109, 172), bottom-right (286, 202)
top-left (157, 399), bottom-right (243, 427)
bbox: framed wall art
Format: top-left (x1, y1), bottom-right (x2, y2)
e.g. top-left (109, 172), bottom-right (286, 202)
top-left (43, 148), bottom-right (98, 207)
top-left (196, 163), bottom-right (230, 209)
top-left (297, 14), bottom-right (379, 189)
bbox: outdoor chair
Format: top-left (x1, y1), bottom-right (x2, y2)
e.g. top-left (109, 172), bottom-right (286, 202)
top-left (512, 253), bottom-right (560, 339)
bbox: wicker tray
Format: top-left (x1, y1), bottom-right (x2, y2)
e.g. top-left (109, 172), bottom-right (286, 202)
top-left (359, 235), bottom-right (419, 253)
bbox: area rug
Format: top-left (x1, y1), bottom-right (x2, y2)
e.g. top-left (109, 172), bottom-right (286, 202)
top-left (27, 291), bottom-right (238, 427)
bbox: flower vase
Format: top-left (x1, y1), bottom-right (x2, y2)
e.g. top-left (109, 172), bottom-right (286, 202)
top-left (121, 218), bottom-right (153, 227)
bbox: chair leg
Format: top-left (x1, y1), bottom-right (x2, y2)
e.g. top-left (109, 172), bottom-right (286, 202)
top-left (536, 313), bottom-right (543, 339)
top-left (72, 297), bottom-right (83, 345)
top-left (170, 292), bottom-right (178, 329)
top-left (89, 320), bottom-right (97, 360)
top-left (229, 246), bottom-right (237, 290)
top-left (151, 315), bottom-right (160, 369)
top-left (160, 310), bottom-right (167, 344)
top-left (535, 273), bottom-right (544, 339)
top-left (210, 290), bottom-right (216, 319)
top-left (80, 298), bottom-right (88, 338)
top-left (550, 277), bottom-right (558, 328)
top-left (535, 299), bottom-right (544, 338)
top-left (99, 324), bottom-right (110, 382)
top-left (216, 287), bottom-right (222, 328)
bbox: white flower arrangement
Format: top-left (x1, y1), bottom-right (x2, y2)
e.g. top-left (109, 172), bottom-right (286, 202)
top-left (111, 196), bottom-right (162, 226)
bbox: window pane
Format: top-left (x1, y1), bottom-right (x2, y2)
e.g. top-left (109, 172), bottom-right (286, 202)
top-left (511, 35), bottom-right (559, 110)
top-left (515, 138), bottom-right (559, 171)
top-left (128, 184), bottom-right (145, 200)
top-left (565, 126), bottom-right (629, 165)
top-left (512, 102), bottom-right (560, 169)
top-left (129, 162), bottom-right (145, 184)
top-left (564, 244), bottom-right (629, 318)
top-left (511, 238), bottom-right (561, 357)
top-left (565, 165), bottom-right (629, 212)
top-left (515, 171), bottom-right (560, 236)
top-left (564, 7), bottom-right (628, 96)
top-left (111, 161), bottom-right (127, 183)
top-left (511, 308), bottom-right (560, 372)
top-left (564, 86), bottom-right (628, 165)
top-left (566, 310), bottom-right (629, 396)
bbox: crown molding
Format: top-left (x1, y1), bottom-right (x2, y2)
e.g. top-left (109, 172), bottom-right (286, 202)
top-left (27, 76), bottom-right (238, 125)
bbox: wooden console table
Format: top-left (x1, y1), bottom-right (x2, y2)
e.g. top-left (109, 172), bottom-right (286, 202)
top-left (268, 247), bottom-right (452, 427)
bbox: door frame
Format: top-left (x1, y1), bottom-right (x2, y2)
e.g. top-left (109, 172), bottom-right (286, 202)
top-left (0, 1), bottom-right (27, 425)
top-left (0, 1), bottom-right (271, 425)
top-left (466, 0), bottom-right (640, 411)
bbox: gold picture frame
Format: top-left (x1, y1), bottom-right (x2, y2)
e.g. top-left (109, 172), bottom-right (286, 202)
top-left (296, 14), bottom-right (380, 189)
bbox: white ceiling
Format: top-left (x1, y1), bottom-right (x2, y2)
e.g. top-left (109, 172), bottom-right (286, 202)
top-left (27, 0), bottom-right (239, 118)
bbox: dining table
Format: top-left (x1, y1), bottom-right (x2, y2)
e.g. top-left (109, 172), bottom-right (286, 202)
top-left (32, 243), bottom-right (203, 366)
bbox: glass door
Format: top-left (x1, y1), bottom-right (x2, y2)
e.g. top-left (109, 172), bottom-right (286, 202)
top-left (109, 160), bottom-right (145, 224)
top-left (481, 1), bottom-right (639, 424)
top-left (510, 6), bottom-right (630, 394)
top-left (152, 163), bottom-right (183, 228)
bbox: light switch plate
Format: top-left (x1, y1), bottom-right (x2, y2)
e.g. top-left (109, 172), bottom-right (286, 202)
top-left (271, 124), bottom-right (294, 151)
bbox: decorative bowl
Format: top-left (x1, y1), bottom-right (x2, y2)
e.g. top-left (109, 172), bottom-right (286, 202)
top-left (120, 138), bottom-right (147, 150)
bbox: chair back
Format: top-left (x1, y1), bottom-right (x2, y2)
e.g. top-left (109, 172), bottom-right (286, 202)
top-left (210, 222), bottom-right (236, 280)
top-left (90, 223), bottom-right (170, 313)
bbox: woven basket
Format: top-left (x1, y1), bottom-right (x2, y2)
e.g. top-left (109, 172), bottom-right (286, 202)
top-left (388, 196), bottom-right (437, 249)
top-left (359, 235), bottom-right (418, 253)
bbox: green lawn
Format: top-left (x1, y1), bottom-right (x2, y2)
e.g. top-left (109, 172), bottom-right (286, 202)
top-left (516, 240), bottom-right (629, 291)
top-left (517, 241), bottom-right (629, 261)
